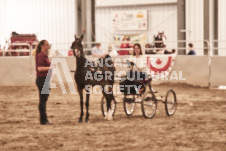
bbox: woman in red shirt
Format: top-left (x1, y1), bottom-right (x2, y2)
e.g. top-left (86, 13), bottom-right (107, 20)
top-left (118, 37), bottom-right (130, 55)
top-left (35, 40), bottom-right (54, 125)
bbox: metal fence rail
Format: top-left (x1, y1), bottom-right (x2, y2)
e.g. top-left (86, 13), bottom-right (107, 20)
top-left (0, 40), bottom-right (211, 57)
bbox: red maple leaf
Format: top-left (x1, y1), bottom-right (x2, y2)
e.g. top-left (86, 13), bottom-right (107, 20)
top-left (156, 58), bottom-right (162, 65)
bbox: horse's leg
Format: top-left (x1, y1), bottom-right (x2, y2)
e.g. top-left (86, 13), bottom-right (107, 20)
top-left (104, 85), bottom-right (113, 120)
top-left (101, 91), bottom-right (108, 119)
top-left (107, 94), bottom-right (113, 121)
top-left (85, 92), bottom-right (90, 123)
top-left (102, 86), bottom-right (110, 112)
top-left (78, 88), bottom-right (84, 122)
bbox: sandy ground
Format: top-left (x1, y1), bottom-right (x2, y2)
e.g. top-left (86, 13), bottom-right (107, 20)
top-left (0, 83), bottom-right (226, 151)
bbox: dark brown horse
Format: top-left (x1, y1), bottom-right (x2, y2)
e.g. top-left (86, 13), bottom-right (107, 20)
top-left (71, 35), bottom-right (116, 122)
top-left (153, 31), bottom-right (167, 50)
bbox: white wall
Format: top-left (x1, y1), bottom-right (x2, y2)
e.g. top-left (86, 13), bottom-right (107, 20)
top-left (186, 0), bottom-right (204, 56)
top-left (96, 0), bottom-right (177, 6)
top-left (0, 0), bottom-right (76, 55)
top-left (95, 3), bottom-right (177, 51)
top-left (218, 0), bottom-right (226, 56)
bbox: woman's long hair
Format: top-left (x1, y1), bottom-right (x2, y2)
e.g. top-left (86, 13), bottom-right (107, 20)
top-left (133, 43), bottom-right (143, 56)
top-left (35, 40), bottom-right (46, 57)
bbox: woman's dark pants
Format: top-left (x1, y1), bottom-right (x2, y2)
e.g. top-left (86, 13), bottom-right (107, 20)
top-left (36, 76), bottom-right (51, 124)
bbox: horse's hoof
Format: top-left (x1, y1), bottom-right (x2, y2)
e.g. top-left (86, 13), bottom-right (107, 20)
top-left (85, 119), bottom-right (90, 123)
top-left (108, 116), bottom-right (113, 121)
top-left (107, 110), bottom-right (113, 121)
top-left (78, 118), bottom-right (83, 123)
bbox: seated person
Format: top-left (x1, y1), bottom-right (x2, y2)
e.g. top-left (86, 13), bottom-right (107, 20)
top-left (108, 43), bottom-right (118, 57)
top-left (91, 43), bottom-right (106, 58)
top-left (157, 44), bottom-right (174, 54)
top-left (126, 43), bottom-right (149, 82)
top-left (145, 43), bottom-right (156, 54)
top-left (91, 43), bottom-right (114, 68)
top-left (171, 49), bottom-right (176, 54)
top-left (118, 37), bottom-right (130, 55)
top-left (187, 43), bottom-right (196, 55)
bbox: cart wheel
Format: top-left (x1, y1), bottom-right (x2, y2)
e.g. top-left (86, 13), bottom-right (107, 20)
top-left (101, 96), bottom-right (116, 117)
top-left (165, 89), bottom-right (177, 116)
top-left (141, 91), bottom-right (157, 119)
top-left (123, 96), bottom-right (136, 117)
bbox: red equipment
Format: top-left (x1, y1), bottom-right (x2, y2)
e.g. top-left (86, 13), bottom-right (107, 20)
top-left (6, 32), bottom-right (38, 56)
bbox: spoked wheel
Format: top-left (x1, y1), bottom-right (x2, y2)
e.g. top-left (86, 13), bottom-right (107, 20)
top-left (123, 96), bottom-right (136, 117)
top-left (141, 91), bottom-right (157, 119)
top-left (165, 89), bottom-right (177, 116)
top-left (101, 96), bottom-right (117, 117)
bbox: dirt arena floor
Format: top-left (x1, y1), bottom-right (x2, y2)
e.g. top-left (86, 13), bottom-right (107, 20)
top-left (0, 83), bottom-right (226, 151)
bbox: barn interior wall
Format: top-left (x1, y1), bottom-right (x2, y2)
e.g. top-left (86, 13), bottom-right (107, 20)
top-left (218, 0), bottom-right (226, 56)
top-left (95, 4), bottom-right (178, 52)
top-left (0, 0), bottom-right (76, 56)
top-left (185, 0), bottom-right (204, 56)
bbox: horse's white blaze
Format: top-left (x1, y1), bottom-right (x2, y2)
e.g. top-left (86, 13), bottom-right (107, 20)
top-left (75, 49), bottom-right (80, 57)
top-left (162, 37), bottom-right (166, 42)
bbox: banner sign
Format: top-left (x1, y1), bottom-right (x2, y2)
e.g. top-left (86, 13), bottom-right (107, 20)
top-left (147, 56), bottom-right (176, 77)
top-left (112, 10), bottom-right (148, 31)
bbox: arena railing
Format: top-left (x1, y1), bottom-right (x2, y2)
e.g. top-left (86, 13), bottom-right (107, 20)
top-left (0, 42), bottom-right (32, 57)
top-left (212, 40), bottom-right (226, 56)
top-left (0, 40), bottom-right (210, 57)
top-left (81, 40), bottom-right (210, 56)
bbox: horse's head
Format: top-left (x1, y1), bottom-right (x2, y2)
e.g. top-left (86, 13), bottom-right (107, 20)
top-left (156, 31), bottom-right (167, 41)
top-left (153, 31), bottom-right (167, 48)
top-left (71, 34), bottom-right (84, 58)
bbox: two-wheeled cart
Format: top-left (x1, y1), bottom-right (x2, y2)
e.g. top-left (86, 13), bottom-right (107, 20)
top-left (101, 61), bottom-right (177, 118)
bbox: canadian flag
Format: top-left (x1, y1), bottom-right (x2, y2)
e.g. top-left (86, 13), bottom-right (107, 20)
top-left (147, 56), bottom-right (175, 76)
